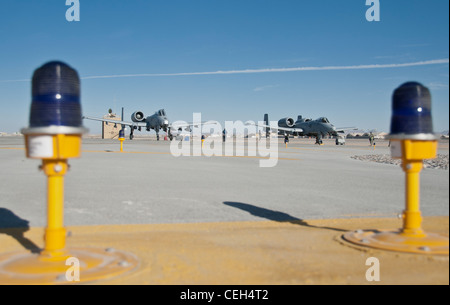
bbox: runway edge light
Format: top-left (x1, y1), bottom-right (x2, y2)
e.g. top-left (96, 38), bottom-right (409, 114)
top-left (22, 61), bottom-right (87, 257)
top-left (0, 61), bottom-right (138, 285)
top-left (342, 82), bottom-right (449, 255)
top-left (22, 61), bottom-right (88, 160)
top-left (119, 129), bottom-right (125, 152)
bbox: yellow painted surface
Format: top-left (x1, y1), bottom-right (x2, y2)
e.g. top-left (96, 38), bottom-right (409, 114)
top-left (24, 134), bottom-right (82, 160)
top-left (403, 140), bottom-right (438, 161)
top-left (340, 138), bottom-right (450, 255)
top-left (0, 217), bottom-right (448, 285)
top-left (119, 138), bottom-right (125, 152)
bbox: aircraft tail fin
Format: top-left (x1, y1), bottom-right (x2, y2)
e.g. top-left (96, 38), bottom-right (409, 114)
top-left (121, 107), bottom-right (125, 132)
top-left (264, 114), bottom-right (269, 138)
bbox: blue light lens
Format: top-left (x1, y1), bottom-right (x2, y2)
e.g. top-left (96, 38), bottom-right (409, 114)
top-left (30, 61), bottom-right (82, 128)
top-left (390, 82), bottom-right (433, 135)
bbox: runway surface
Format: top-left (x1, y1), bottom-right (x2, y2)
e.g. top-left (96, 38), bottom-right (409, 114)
top-left (0, 136), bottom-right (448, 285)
top-left (1, 136), bottom-right (448, 227)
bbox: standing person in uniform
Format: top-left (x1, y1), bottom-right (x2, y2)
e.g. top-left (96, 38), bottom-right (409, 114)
top-left (222, 129), bottom-right (227, 142)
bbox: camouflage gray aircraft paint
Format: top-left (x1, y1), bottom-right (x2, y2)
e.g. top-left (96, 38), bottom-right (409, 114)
top-left (83, 109), bottom-right (202, 141)
top-left (260, 114), bottom-right (356, 145)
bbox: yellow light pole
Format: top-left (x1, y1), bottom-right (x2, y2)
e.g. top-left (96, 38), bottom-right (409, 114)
top-left (394, 139), bottom-right (439, 237)
top-left (119, 129), bottom-right (125, 152)
top-left (343, 82), bottom-right (449, 255)
top-left (21, 67), bottom-right (86, 260)
top-left (42, 159), bottom-right (69, 258)
top-left (0, 61), bottom-right (138, 284)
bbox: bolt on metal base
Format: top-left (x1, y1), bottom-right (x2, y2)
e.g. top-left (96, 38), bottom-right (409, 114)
top-left (342, 229), bottom-right (449, 256)
top-left (0, 247), bottom-right (139, 285)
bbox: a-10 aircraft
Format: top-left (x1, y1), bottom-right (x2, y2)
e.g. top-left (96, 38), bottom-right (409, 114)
top-left (83, 109), bottom-right (208, 141)
top-left (257, 114), bottom-right (357, 145)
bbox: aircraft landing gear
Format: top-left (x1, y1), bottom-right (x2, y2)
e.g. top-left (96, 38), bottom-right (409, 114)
top-left (167, 128), bottom-right (173, 141)
top-left (130, 126), bottom-right (137, 140)
top-left (336, 137), bottom-right (345, 145)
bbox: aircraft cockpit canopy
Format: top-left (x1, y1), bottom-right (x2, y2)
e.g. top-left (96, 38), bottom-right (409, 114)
top-left (158, 109), bottom-right (166, 117)
top-left (319, 117), bottom-right (330, 123)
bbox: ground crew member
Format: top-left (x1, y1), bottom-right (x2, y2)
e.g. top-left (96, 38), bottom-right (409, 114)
top-left (369, 132), bottom-right (375, 146)
top-left (284, 133), bottom-right (289, 145)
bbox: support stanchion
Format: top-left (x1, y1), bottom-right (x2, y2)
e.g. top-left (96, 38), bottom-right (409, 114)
top-left (342, 82), bottom-right (449, 255)
top-left (0, 61), bottom-right (138, 284)
top-left (119, 129), bottom-right (125, 152)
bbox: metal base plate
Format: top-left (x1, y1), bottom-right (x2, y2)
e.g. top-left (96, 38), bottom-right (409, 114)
top-left (342, 230), bottom-right (449, 256)
top-left (0, 247), bottom-right (139, 284)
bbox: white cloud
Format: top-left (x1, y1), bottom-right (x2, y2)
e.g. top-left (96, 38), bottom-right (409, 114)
top-left (427, 82), bottom-right (449, 90)
top-left (253, 84), bottom-right (280, 92)
top-left (80, 58), bottom-right (450, 79)
top-left (1, 59), bottom-right (448, 82)
top-left (0, 78), bottom-right (28, 83)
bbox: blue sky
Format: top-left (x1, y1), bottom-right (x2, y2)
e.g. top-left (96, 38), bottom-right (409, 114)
top-left (0, 0), bottom-right (448, 134)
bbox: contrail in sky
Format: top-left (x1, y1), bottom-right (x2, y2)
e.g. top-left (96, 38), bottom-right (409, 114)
top-left (1, 59), bottom-right (448, 82)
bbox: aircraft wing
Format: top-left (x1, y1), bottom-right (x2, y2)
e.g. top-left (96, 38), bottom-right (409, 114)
top-left (246, 122), bottom-right (303, 133)
top-left (82, 116), bottom-right (147, 127)
top-left (335, 127), bottom-right (358, 133)
top-left (170, 120), bottom-right (219, 130)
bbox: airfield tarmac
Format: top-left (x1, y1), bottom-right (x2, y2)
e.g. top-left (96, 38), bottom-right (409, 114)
top-left (0, 136), bottom-right (448, 285)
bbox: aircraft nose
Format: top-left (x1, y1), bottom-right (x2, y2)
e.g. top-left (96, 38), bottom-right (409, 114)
top-left (164, 120), bottom-right (169, 126)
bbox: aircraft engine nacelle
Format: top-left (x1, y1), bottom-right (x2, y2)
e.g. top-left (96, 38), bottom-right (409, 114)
top-left (278, 117), bottom-right (295, 128)
top-left (131, 111), bottom-right (145, 122)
